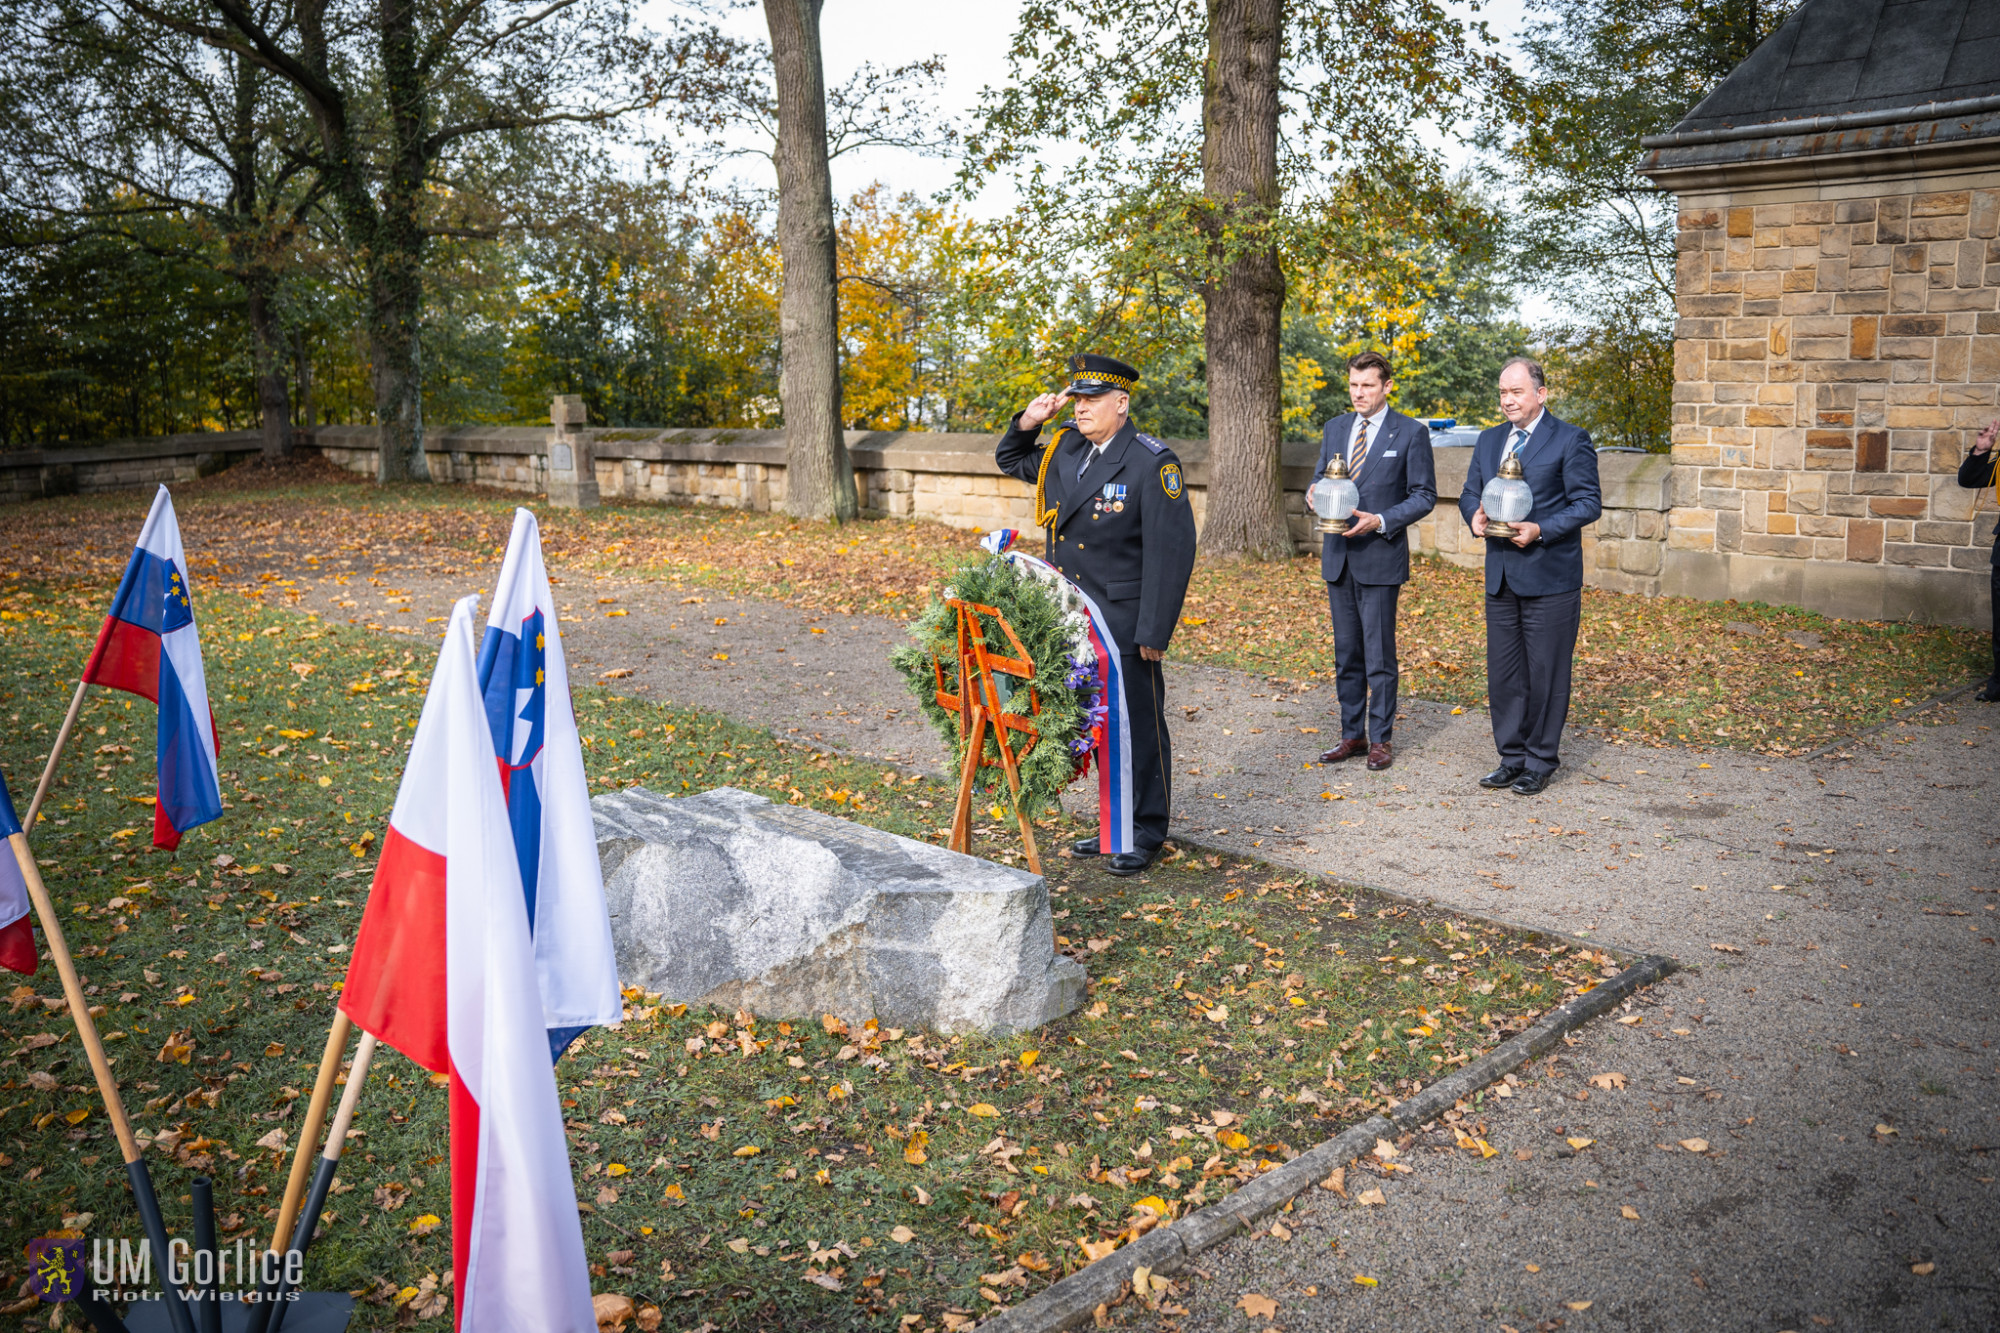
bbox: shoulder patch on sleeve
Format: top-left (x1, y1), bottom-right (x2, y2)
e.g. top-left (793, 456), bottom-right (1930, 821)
top-left (1160, 462), bottom-right (1184, 501)
top-left (1137, 432), bottom-right (1167, 454)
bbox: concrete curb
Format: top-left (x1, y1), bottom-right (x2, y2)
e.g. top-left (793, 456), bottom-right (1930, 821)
top-left (976, 950), bottom-right (1679, 1332)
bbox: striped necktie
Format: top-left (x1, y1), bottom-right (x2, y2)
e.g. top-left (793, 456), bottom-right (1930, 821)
top-left (1506, 426), bottom-right (1527, 458)
top-left (1349, 419), bottom-right (1371, 475)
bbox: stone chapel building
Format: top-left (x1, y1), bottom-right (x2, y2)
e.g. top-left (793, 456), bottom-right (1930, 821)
top-left (1640, 0), bottom-right (2000, 627)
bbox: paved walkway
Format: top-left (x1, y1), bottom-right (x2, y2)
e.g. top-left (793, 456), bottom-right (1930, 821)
top-left (272, 566), bottom-right (2000, 1331)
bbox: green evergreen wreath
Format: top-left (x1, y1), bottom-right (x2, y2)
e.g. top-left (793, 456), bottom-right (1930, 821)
top-left (890, 553), bottom-right (1097, 821)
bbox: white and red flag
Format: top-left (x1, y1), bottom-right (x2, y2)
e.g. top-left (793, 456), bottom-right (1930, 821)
top-left (339, 596), bottom-right (596, 1332)
top-left (476, 509), bottom-right (621, 1059)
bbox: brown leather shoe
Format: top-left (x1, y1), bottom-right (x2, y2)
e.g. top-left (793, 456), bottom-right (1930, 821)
top-left (1319, 737), bottom-right (1368, 763)
top-left (1366, 742), bottom-right (1393, 770)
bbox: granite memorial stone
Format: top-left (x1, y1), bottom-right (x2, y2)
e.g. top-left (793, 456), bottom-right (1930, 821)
top-left (593, 785), bottom-right (1086, 1034)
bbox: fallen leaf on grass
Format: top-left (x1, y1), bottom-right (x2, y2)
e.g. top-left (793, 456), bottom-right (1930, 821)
top-left (1371, 1137), bottom-right (1398, 1160)
top-left (1318, 1167), bottom-right (1347, 1197)
top-left (1218, 1131), bottom-right (1251, 1151)
top-left (966, 1103), bottom-right (1000, 1118)
top-left (593, 1293), bottom-right (635, 1331)
top-left (1204, 1005), bottom-right (1229, 1024)
top-left (409, 1214), bottom-right (441, 1235)
top-left (1078, 1237), bottom-right (1119, 1263)
top-left (904, 1131), bottom-right (929, 1165)
top-left (889, 1226), bottom-right (916, 1243)
top-left (1234, 1294), bottom-right (1277, 1319)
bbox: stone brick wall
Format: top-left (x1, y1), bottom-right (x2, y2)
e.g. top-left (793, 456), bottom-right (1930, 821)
top-left (1663, 181), bottom-right (1999, 626)
top-left (0, 432), bottom-right (261, 502)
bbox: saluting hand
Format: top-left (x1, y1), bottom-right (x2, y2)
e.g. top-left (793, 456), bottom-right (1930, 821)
top-left (1020, 390), bottom-right (1074, 430)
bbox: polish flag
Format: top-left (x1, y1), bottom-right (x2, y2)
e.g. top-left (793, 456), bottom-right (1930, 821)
top-left (339, 596), bottom-right (595, 1332)
top-left (82, 486), bottom-right (221, 849)
top-left (477, 509), bottom-right (621, 1060)
top-left (0, 765), bottom-right (39, 974)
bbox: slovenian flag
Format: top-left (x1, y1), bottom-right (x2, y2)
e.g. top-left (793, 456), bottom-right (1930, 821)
top-left (82, 486), bottom-right (221, 850)
top-left (476, 509), bottom-right (621, 1061)
top-left (339, 596), bottom-right (596, 1333)
top-left (0, 766), bottom-right (39, 974)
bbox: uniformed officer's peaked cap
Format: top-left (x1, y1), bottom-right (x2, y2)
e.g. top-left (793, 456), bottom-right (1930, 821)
top-left (1064, 353), bottom-right (1140, 397)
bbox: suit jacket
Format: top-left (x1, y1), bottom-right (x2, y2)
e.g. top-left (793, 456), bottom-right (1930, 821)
top-left (1457, 411), bottom-right (1602, 597)
top-left (995, 414), bottom-right (1199, 654)
top-left (1313, 408), bottom-right (1437, 584)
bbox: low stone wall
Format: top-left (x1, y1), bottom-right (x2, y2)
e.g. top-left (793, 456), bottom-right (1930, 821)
top-left (0, 431), bottom-right (264, 502)
top-left (308, 425), bottom-right (1674, 594)
top-left (9, 422), bottom-right (1677, 601)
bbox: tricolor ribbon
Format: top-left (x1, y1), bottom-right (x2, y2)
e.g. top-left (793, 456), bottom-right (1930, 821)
top-left (978, 531), bottom-right (1135, 854)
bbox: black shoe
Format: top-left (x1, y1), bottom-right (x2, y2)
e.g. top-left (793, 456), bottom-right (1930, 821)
top-left (1106, 847), bottom-right (1157, 877)
top-left (1479, 765), bottom-right (1525, 789)
top-left (1511, 769), bottom-right (1552, 795)
top-left (1071, 836), bottom-right (1103, 857)
top-left (1979, 677), bottom-right (2000, 702)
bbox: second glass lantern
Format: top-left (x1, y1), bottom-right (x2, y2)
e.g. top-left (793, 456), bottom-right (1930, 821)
top-left (1309, 452), bottom-right (1361, 535)
top-left (1481, 451), bottom-right (1535, 540)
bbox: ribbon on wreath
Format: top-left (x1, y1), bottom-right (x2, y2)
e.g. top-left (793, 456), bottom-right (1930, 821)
top-left (979, 530), bottom-right (1134, 854)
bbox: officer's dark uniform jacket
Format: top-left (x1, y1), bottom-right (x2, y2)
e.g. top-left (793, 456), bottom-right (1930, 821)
top-left (993, 414), bottom-right (1198, 656)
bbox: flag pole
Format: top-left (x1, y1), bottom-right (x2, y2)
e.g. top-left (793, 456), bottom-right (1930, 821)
top-left (24, 677), bottom-right (90, 832)
top-left (7, 831), bottom-right (195, 1333)
top-left (267, 1012), bottom-right (352, 1258)
top-left (250, 1031), bottom-right (378, 1333)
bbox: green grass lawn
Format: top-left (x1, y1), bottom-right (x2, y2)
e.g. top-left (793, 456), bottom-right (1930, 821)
top-left (4, 468), bottom-right (1984, 760)
top-left (0, 576), bottom-right (1613, 1331)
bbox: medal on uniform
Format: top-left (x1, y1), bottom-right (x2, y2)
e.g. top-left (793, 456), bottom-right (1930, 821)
top-left (1109, 483), bottom-right (1126, 513)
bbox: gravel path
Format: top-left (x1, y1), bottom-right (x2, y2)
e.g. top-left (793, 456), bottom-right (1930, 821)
top-left (263, 562), bottom-right (2000, 1331)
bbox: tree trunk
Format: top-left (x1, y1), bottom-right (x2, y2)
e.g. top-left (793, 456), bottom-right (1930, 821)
top-left (371, 0), bottom-right (430, 483)
top-left (246, 275), bottom-right (295, 458)
top-left (763, 0), bottom-right (855, 522)
top-left (1199, 0), bottom-right (1290, 560)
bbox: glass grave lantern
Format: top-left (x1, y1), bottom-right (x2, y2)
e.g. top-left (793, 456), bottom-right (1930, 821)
top-left (1481, 450), bottom-right (1535, 541)
top-left (1308, 452), bottom-right (1360, 536)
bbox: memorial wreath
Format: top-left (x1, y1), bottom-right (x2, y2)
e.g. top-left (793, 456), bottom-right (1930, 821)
top-left (890, 542), bottom-right (1106, 822)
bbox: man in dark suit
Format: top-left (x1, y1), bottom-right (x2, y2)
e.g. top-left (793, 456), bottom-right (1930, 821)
top-left (995, 354), bottom-right (1199, 875)
top-left (1957, 418), bottom-right (2000, 700)
top-left (1311, 350), bottom-right (1437, 771)
top-left (1458, 357), bottom-right (1602, 795)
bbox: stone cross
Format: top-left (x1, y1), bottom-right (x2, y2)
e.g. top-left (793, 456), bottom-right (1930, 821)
top-left (545, 394), bottom-right (599, 509)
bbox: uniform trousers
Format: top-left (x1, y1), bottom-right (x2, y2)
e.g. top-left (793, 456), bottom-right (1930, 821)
top-left (1120, 651), bottom-right (1172, 850)
top-left (1485, 583), bottom-right (1581, 775)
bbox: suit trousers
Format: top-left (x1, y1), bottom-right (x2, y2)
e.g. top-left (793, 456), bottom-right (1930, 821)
top-left (1989, 551), bottom-right (2000, 680)
top-left (1324, 571), bottom-right (1401, 743)
top-left (1120, 651), bottom-right (1172, 850)
top-left (1485, 584), bottom-right (1581, 774)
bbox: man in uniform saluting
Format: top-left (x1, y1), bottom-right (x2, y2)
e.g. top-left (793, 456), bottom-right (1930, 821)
top-left (995, 354), bottom-right (1198, 876)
